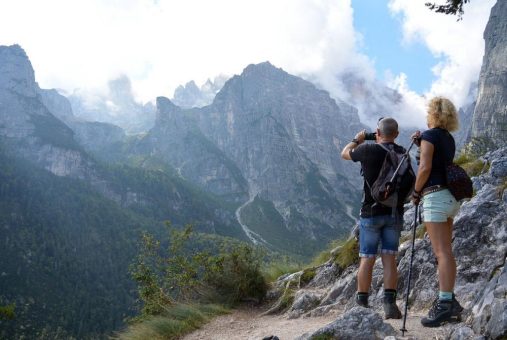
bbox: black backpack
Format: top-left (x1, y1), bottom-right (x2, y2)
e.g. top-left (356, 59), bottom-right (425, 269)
top-left (366, 143), bottom-right (416, 209)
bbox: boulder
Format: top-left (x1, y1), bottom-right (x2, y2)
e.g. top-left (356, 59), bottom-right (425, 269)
top-left (296, 306), bottom-right (396, 340)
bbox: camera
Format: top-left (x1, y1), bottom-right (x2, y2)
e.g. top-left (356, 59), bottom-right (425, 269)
top-left (364, 132), bottom-right (377, 140)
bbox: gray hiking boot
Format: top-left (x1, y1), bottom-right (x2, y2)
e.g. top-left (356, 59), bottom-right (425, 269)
top-left (383, 291), bottom-right (402, 319)
top-left (421, 299), bottom-right (457, 327)
top-left (356, 292), bottom-right (369, 307)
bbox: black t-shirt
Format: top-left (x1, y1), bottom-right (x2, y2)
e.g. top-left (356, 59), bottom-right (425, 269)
top-left (350, 142), bottom-right (406, 217)
top-left (420, 128), bottom-right (455, 189)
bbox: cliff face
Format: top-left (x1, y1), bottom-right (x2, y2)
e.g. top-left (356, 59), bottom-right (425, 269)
top-left (134, 96), bottom-right (250, 202)
top-left (0, 45), bottom-right (92, 179)
top-left (471, 0), bottom-right (507, 147)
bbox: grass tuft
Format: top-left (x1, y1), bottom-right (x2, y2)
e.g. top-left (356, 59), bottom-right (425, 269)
top-left (116, 304), bottom-right (228, 340)
top-left (332, 238), bottom-right (359, 269)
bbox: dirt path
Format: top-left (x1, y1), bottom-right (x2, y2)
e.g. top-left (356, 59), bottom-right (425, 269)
top-left (183, 308), bottom-right (453, 340)
top-left (182, 307), bottom-right (339, 340)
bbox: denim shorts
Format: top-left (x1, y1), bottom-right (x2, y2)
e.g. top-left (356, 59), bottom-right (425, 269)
top-left (359, 215), bottom-right (402, 258)
top-left (422, 189), bottom-right (460, 222)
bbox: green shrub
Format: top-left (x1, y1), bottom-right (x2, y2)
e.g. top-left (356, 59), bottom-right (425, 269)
top-left (204, 244), bottom-right (268, 304)
top-left (130, 223), bottom-right (267, 314)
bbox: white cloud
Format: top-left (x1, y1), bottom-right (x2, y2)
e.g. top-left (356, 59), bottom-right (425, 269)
top-left (0, 0), bottom-right (370, 104)
top-left (388, 0), bottom-right (496, 116)
top-left (0, 0), bottom-right (494, 132)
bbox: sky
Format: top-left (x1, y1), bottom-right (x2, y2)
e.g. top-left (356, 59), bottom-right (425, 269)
top-left (0, 0), bottom-right (497, 127)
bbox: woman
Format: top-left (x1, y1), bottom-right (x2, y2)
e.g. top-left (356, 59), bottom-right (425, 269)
top-left (412, 96), bottom-right (463, 327)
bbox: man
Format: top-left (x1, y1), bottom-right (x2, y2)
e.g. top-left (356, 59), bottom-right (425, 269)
top-left (341, 117), bottom-right (405, 319)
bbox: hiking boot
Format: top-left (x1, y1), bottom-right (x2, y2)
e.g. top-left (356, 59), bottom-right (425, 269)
top-left (426, 295), bottom-right (463, 319)
top-left (383, 291), bottom-right (402, 319)
top-left (421, 299), bottom-right (460, 327)
top-left (384, 301), bottom-right (402, 319)
top-left (356, 293), bottom-right (369, 307)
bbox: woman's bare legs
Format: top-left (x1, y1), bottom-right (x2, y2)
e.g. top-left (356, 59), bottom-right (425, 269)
top-left (425, 218), bottom-right (455, 292)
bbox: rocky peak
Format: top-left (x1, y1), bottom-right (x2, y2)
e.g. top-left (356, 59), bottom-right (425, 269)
top-left (155, 96), bottom-right (181, 122)
top-left (0, 44), bottom-right (37, 97)
top-left (172, 77), bottom-right (227, 109)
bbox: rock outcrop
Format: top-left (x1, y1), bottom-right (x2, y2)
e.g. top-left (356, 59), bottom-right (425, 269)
top-left (297, 307), bottom-right (396, 340)
top-left (471, 0), bottom-right (507, 147)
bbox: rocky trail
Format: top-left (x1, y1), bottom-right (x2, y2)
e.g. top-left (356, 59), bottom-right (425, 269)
top-left (183, 306), bottom-right (452, 340)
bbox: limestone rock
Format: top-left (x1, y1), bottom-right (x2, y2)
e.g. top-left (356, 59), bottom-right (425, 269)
top-left (471, 0), bottom-right (507, 147)
top-left (296, 306), bottom-right (396, 340)
top-left (289, 291), bottom-right (321, 314)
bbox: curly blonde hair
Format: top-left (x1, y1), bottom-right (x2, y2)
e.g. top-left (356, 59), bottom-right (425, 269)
top-left (426, 97), bottom-right (459, 132)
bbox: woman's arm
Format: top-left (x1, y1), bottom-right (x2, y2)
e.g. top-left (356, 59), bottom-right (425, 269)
top-left (414, 140), bottom-right (434, 193)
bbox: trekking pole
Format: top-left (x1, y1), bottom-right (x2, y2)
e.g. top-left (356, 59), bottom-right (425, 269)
top-left (401, 202), bottom-right (419, 336)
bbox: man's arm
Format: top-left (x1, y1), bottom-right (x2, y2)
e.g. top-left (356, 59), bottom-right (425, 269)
top-left (341, 130), bottom-right (366, 160)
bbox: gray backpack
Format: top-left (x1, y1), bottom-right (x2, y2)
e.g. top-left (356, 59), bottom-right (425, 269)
top-left (366, 143), bottom-right (415, 208)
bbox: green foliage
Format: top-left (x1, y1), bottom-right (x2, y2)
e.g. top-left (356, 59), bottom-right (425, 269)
top-left (332, 238), bottom-right (359, 269)
top-left (117, 304), bottom-right (228, 340)
top-left (124, 225), bottom-right (266, 339)
top-left (130, 224), bottom-right (267, 316)
top-left (426, 0), bottom-right (470, 19)
top-left (0, 304), bottom-right (15, 320)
